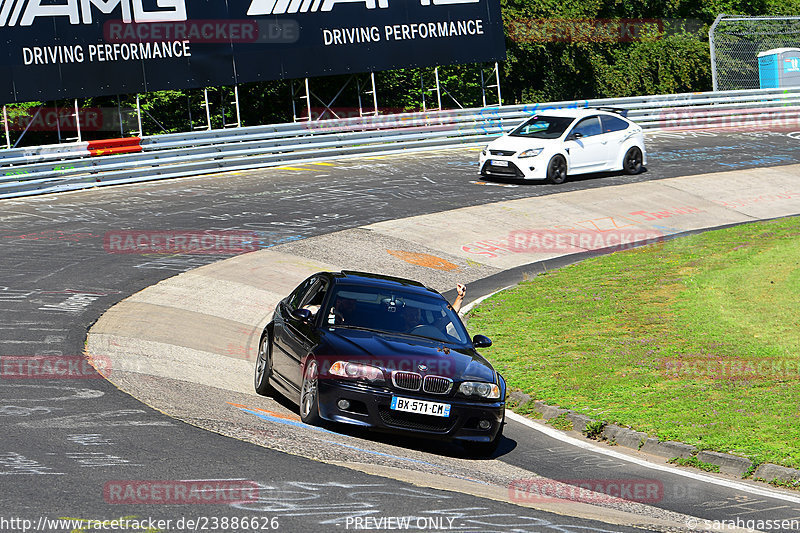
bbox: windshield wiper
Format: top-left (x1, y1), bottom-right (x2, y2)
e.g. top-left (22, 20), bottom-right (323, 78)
top-left (330, 325), bottom-right (395, 335)
top-left (332, 325), bottom-right (449, 342)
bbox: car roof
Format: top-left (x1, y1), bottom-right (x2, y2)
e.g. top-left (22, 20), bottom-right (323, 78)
top-left (330, 270), bottom-right (439, 296)
top-left (529, 107), bottom-right (628, 120)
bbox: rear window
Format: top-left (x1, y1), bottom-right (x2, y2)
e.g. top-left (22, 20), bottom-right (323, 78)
top-left (601, 115), bottom-right (630, 133)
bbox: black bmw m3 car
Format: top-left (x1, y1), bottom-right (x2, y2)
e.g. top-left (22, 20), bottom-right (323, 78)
top-left (254, 271), bottom-right (506, 455)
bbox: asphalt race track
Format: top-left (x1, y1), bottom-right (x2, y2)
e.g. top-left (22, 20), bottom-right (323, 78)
top-left (2, 129), bottom-right (800, 533)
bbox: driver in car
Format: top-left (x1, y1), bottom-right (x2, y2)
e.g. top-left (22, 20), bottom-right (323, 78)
top-left (330, 295), bottom-right (356, 325)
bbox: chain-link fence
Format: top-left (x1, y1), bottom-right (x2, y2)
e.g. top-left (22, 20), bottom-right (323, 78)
top-left (710, 14), bottom-right (800, 91)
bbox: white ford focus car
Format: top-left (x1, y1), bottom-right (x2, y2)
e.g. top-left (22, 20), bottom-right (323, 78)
top-left (479, 108), bottom-right (646, 184)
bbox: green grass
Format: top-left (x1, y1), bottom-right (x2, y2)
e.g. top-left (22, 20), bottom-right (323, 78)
top-left (468, 216), bottom-right (800, 469)
top-left (668, 456), bottom-right (721, 473)
top-left (547, 414), bottom-right (574, 431)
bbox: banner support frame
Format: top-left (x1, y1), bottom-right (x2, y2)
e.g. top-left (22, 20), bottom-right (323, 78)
top-left (494, 62), bottom-right (502, 106)
top-left (233, 85), bottom-right (241, 128)
top-left (3, 106), bottom-right (10, 150)
top-left (136, 95), bottom-right (143, 137)
top-left (203, 89), bottom-right (212, 131)
top-left (434, 67), bottom-right (442, 111)
top-left (74, 99), bottom-right (82, 143)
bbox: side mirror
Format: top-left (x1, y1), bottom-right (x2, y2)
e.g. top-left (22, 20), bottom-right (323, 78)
top-left (291, 308), bottom-right (313, 322)
top-left (472, 335), bottom-right (492, 348)
top-left (567, 132), bottom-right (583, 141)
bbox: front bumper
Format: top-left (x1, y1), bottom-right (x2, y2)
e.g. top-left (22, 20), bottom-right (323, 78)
top-left (479, 155), bottom-right (547, 180)
top-left (317, 379), bottom-right (504, 443)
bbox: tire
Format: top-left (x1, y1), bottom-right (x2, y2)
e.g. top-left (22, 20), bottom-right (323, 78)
top-left (299, 359), bottom-right (322, 425)
top-left (463, 418), bottom-right (504, 457)
top-left (254, 331), bottom-right (274, 396)
top-left (623, 146), bottom-right (643, 175)
top-left (546, 155), bottom-right (568, 184)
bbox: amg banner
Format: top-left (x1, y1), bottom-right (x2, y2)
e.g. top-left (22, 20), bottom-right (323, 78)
top-left (0, 0), bottom-right (506, 104)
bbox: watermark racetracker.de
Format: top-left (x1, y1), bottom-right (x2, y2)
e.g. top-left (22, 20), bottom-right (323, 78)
top-left (506, 17), bottom-right (702, 43)
top-left (0, 355), bottom-right (111, 379)
top-left (103, 230), bottom-right (302, 255)
top-left (507, 18), bottom-right (664, 43)
top-left (104, 480), bottom-right (260, 505)
top-left (660, 357), bottom-right (800, 381)
top-left (505, 229), bottom-right (666, 254)
top-left (509, 479), bottom-right (664, 505)
top-left (660, 106), bottom-right (800, 132)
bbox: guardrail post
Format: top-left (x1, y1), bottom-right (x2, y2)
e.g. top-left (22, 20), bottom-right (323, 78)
top-left (3, 106), bottom-right (10, 149)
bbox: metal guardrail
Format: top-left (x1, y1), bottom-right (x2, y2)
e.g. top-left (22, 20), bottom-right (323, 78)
top-left (2, 87), bottom-right (799, 199)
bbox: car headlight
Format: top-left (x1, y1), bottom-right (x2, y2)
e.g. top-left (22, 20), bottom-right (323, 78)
top-left (329, 361), bottom-right (384, 382)
top-left (459, 381), bottom-right (501, 399)
top-left (518, 148), bottom-right (543, 159)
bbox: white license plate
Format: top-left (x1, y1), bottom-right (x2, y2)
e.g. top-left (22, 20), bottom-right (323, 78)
top-left (391, 396), bottom-right (451, 417)
top-left (490, 159), bottom-right (509, 167)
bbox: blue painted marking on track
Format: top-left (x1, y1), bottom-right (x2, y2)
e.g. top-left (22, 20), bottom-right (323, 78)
top-left (238, 406), bottom-right (489, 479)
top-left (238, 407), bottom-right (338, 435)
top-left (239, 406), bottom-right (432, 464)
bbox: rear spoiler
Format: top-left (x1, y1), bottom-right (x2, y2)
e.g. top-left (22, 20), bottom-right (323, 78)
top-left (592, 107), bottom-right (629, 117)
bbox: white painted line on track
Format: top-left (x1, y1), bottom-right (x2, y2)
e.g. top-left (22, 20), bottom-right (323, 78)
top-left (505, 411), bottom-right (800, 505)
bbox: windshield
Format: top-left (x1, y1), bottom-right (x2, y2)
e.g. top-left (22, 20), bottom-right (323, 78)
top-left (325, 287), bottom-right (470, 344)
top-left (509, 115), bottom-right (574, 139)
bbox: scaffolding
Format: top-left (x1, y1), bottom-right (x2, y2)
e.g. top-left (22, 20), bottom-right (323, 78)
top-left (2, 63), bottom-right (503, 147)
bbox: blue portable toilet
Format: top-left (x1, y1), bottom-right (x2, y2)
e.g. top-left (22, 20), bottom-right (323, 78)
top-left (758, 48), bottom-right (800, 88)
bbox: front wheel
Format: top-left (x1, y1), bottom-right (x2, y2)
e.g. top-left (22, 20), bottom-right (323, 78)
top-left (254, 331), bottom-right (274, 396)
top-left (300, 359), bottom-right (322, 425)
top-left (546, 155), bottom-right (568, 184)
top-left (623, 146), bottom-right (643, 175)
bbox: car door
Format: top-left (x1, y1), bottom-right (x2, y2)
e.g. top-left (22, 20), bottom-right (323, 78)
top-left (565, 116), bottom-right (607, 172)
top-left (600, 114), bottom-right (632, 169)
top-left (275, 277), bottom-right (328, 393)
top-left (272, 276), bottom-right (316, 390)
